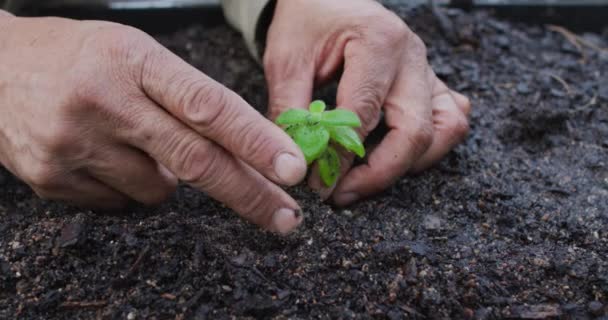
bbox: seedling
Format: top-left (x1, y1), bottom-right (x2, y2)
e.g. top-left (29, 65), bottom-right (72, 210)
top-left (276, 100), bottom-right (365, 187)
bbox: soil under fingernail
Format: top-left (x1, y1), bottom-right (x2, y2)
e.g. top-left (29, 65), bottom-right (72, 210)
top-left (293, 208), bottom-right (303, 219)
top-left (271, 208), bottom-right (301, 235)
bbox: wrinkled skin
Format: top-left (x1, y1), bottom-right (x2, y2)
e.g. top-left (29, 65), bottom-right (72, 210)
top-left (0, 0), bottom-right (470, 235)
top-left (265, 0), bottom-right (471, 206)
top-left (0, 14), bottom-right (306, 234)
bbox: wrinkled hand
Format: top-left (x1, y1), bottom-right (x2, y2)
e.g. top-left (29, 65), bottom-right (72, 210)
top-left (265, 0), bottom-right (471, 206)
top-left (0, 15), bottom-right (307, 234)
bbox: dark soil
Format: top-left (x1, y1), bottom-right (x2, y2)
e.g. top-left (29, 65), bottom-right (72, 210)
top-left (1, 5), bottom-right (608, 319)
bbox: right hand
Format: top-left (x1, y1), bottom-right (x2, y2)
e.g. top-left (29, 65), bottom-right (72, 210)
top-left (0, 15), bottom-right (307, 234)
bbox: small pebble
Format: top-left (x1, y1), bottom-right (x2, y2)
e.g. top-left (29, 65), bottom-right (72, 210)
top-left (341, 210), bottom-right (353, 218)
top-left (58, 222), bottom-right (85, 248)
top-left (10, 241), bottom-right (21, 250)
top-left (516, 83), bottom-right (532, 94)
top-left (588, 301), bottom-right (604, 316)
top-left (423, 215), bottom-right (442, 231)
top-left (495, 35), bottom-right (510, 48)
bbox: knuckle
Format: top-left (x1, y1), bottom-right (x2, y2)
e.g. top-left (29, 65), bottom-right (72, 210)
top-left (81, 23), bottom-right (157, 86)
top-left (38, 121), bottom-right (79, 156)
top-left (175, 138), bottom-right (223, 187)
top-left (177, 78), bottom-right (232, 130)
top-left (233, 121), bottom-right (274, 167)
top-left (68, 26), bottom-right (159, 110)
top-left (67, 63), bottom-right (112, 112)
top-left (379, 16), bottom-right (409, 48)
top-left (406, 32), bottom-right (428, 58)
top-left (358, 104), bottom-right (382, 135)
top-left (25, 161), bottom-right (61, 191)
top-left (95, 25), bottom-right (152, 61)
top-left (408, 121), bottom-right (434, 154)
top-left (350, 87), bottom-right (383, 133)
top-left (111, 95), bottom-right (156, 134)
top-left (362, 13), bottom-right (408, 50)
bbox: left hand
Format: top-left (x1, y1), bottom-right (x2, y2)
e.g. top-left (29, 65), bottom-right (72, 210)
top-left (264, 0), bottom-right (471, 206)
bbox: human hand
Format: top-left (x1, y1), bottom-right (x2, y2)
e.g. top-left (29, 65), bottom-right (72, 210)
top-left (264, 0), bottom-right (471, 206)
top-left (0, 16), bottom-right (306, 234)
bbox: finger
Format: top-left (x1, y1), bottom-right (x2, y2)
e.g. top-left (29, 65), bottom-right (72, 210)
top-left (140, 48), bottom-right (306, 186)
top-left (86, 145), bottom-right (178, 206)
top-left (451, 90), bottom-right (472, 115)
top-left (118, 98), bottom-right (303, 234)
top-left (332, 62), bottom-right (434, 206)
top-left (33, 173), bottom-right (129, 209)
top-left (309, 37), bottom-right (401, 199)
top-left (264, 53), bottom-right (315, 120)
top-left (335, 39), bottom-right (401, 135)
top-left (411, 81), bottom-right (470, 172)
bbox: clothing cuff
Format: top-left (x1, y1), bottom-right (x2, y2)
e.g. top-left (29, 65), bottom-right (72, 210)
top-left (221, 0), bottom-right (275, 62)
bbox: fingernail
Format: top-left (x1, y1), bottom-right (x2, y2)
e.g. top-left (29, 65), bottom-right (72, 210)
top-left (274, 153), bottom-right (306, 185)
top-left (271, 208), bottom-right (303, 235)
top-left (334, 192), bottom-right (360, 206)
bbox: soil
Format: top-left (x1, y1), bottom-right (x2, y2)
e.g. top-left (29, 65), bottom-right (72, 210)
top-left (1, 4), bottom-right (608, 320)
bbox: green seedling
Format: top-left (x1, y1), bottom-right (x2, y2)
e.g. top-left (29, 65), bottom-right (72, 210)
top-left (276, 100), bottom-right (365, 187)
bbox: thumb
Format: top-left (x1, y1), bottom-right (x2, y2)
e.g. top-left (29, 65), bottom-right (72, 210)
top-left (264, 54), bottom-right (315, 120)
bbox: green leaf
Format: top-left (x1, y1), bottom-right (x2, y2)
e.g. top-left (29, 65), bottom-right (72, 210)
top-left (275, 109), bottom-right (311, 125)
top-left (328, 126), bottom-right (365, 158)
top-left (321, 109), bottom-right (361, 127)
top-left (292, 124), bottom-right (329, 164)
top-left (285, 124), bottom-right (300, 138)
top-left (318, 146), bottom-right (340, 187)
top-left (309, 100), bottom-right (326, 113)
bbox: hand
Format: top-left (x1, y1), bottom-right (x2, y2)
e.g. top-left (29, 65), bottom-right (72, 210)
top-left (0, 15), bottom-right (307, 234)
top-left (264, 0), bottom-right (471, 206)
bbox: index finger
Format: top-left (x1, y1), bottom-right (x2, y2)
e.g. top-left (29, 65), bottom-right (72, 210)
top-left (113, 95), bottom-right (304, 235)
top-left (139, 47), bottom-right (307, 186)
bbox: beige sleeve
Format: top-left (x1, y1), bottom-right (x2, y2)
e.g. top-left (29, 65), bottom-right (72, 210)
top-left (3, 1), bottom-right (273, 60)
top-left (221, 0), bottom-right (272, 62)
